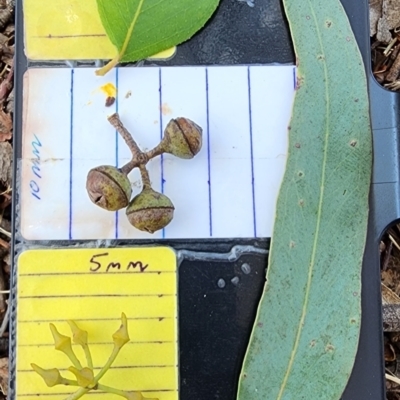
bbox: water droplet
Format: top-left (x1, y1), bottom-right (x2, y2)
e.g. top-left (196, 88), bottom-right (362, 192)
top-left (241, 263), bottom-right (251, 274)
top-left (231, 276), bottom-right (240, 286)
top-left (217, 278), bottom-right (226, 288)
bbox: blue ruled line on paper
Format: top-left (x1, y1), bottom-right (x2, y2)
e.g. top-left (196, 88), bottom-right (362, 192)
top-left (115, 68), bottom-right (119, 239)
top-left (68, 69), bottom-right (75, 240)
top-left (205, 68), bottom-right (213, 237)
top-left (247, 67), bottom-right (257, 237)
top-left (293, 66), bottom-right (297, 89)
top-left (159, 68), bottom-right (165, 239)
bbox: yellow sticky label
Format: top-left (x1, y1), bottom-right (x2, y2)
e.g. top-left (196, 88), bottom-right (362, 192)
top-left (23, 0), bottom-right (176, 61)
top-left (16, 248), bottom-right (178, 400)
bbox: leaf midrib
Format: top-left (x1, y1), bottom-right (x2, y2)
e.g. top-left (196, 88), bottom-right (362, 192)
top-left (276, 1), bottom-right (331, 398)
top-left (119, 0), bottom-right (146, 60)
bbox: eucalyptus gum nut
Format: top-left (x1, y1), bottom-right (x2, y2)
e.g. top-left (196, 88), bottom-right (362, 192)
top-left (86, 165), bottom-right (132, 211)
top-left (162, 117), bottom-right (202, 159)
top-left (126, 188), bottom-right (175, 233)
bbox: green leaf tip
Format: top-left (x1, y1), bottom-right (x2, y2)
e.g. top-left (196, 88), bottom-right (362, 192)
top-left (112, 312), bottom-right (130, 348)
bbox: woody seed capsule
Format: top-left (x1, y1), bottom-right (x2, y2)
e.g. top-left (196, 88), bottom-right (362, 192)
top-left (162, 117), bottom-right (202, 159)
top-left (126, 188), bottom-right (175, 233)
top-left (86, 165), bottom-right (132, 211)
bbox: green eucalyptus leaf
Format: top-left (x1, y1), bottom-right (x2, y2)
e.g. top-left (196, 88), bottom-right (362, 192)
top-left (95, 0), bottom-right (219, 75)
top-left (237, 1), bottom-right (372, 399)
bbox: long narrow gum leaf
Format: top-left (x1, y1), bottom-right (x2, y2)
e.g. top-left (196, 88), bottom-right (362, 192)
top-left (237, 0), bottom-right (372, 399)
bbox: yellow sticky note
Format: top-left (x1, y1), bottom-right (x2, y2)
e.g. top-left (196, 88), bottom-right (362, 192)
top-left (23, 0), bottom-right (176, 61)
top-left (16, 248), bottom-right (178, 400)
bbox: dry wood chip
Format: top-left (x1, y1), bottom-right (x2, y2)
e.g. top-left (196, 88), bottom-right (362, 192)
top-left (4, 22), bottom-right (13, 36)
top-left (0, 64), bottom-right (13, 106)
top-left (0, 33), bottom-right (8, 47)
top-left (2, 253), bottom-right (10, 274)
top-left (0, 358), bottom-right (8, 396)
top-left (371, 0), bottom-right (383, 36)
top-left (385, 340), bottom-right (396, 361)
top-left (0, 268), bottom-right (8, 316)
top-left (376, 0), bottom-right (400, 42)
top-left (387, 49), bottom-right (400, 80)
top-left (0, 111), bottom-right (11, 142)
top-left (5, 88), bottom-right (13, 114)
top-left (0, 339), bottom-right (8, 358)
top-left (0, 142), bottom-right (11, 188)
top-left (382, 268), bottom-right (400, 291)
top-left (0, 8), bottom-right (12, 32)
top-left (382, 282), bottom-right (400, 304)
top-left (383, 304), bottom-right (400, 331)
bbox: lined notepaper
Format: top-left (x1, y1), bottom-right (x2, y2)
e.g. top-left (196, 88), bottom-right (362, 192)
top-left (20, 65), bottom-right (296, 240)
top-left (16, 248), bottom-right (178, 400)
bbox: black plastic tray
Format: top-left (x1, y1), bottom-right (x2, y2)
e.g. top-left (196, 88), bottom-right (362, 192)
top-left (11, 0), bottom-right (388, 398)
